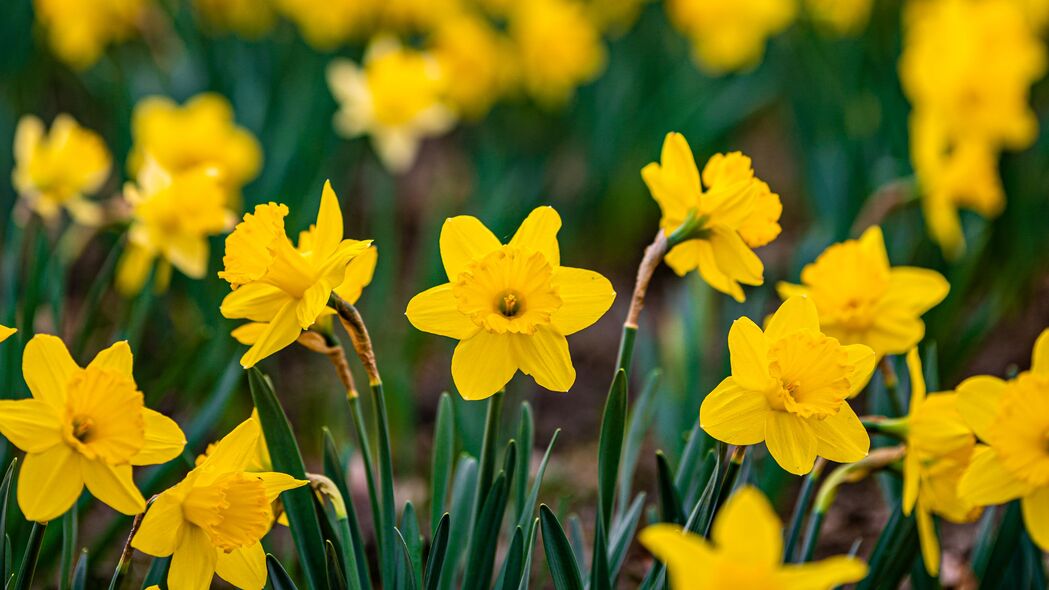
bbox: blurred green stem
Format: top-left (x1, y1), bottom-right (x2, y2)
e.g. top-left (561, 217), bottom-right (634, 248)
top-left (704, 445), bottom-right (746, 538)
top-left (107, 504), bottom-right (148, 590)
top-left (879, 358), bottom-right (904, 417)
top-left (783, 458), bottom-right (826, 563)
top-left (475, 390), bottom-right (504, 520)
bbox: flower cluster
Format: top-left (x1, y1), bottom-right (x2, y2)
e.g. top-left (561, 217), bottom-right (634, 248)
top-left (665, 0), bottom-right (796, 73)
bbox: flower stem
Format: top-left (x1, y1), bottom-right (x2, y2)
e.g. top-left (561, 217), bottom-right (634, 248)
top-left (13, 521), bottom-right (46, 590)
top-left (107, 501), bottom-right (150, 590)
top-left (879, 358), bottom-right (903, 417)
top-left (475, 390), bottom-right (505, 518)
top-left (704, 445), bottom-right (747, 538)
top-left (784, 458), bottom-right (826, 563)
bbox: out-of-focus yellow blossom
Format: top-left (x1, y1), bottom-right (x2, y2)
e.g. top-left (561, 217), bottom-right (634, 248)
top-left (430, 13), bottom-right (517, 119)
top-left (666, 0), bottom-right (796, 74)
top-left (13, 114), bottom-right (111, 225)
top-left (129, 94), bottom-right (262, 202)
top-left (273, 0), bottom-right (374, 49)
top-left (641, 486), bottom-right (868, 589)
top-left (194, 0), bottom-right (276, 38)
top-left (0, 335), bottom-right (186, 522)
top-left (328, 37), bottom-right (456, 173)
top-left (700, 297), bottom-right (875, 475)
top-left (588, 0), bottom-right (652, 35)
top-left (376, 0), bottom-right (462, 32)
top-left (219, 181), bottom-right (372, 368)
top-left (509, 0), bottom-right (607, 105)
top-left (0, 326), bottom-right (16, 343)
top-left (116, 159), bottom-right (234, 296)
top-left (900, 0), bottom-right (1045, 258)
top-left (957, 328), bottom-right (1049, 550)
top-left (33, 0), bottom-right (146, 69)
top-left (642, 132), bottom-right (782, 302)
top-left (804, 0), bottom-right (873, 36)
top-left (900, 349), bottom-right (980, 576)
top-left (777, 226), bottom-right (949, 359)
top-left (132, 417), bottom-right (306, 590)
top-left (406, 207), bottom-right (615, 400)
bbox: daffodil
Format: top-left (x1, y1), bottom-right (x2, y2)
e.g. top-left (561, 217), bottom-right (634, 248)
top-left (0, 335), bottom-right (186, 522)
top-left (700, 297), bottom-right (875, 475)
top-left (665, 0), bottom-right (796, 74)
top-left (116, 159), bottom-right (234, 296)
top-left (957, 328), bottom-right (1049, 550)
top-left (219, 181), bottom-right (372, 368)
top-left (13, 114), bottom-right (111, 225)
top-left (33, 0), bottom-right (146, 69)
top-left (375, 0), bottom-right (462, 32)
top-left (406, 206), bottom-right (615, 400)
top-left (777, 226), bottom-right (949, 359)
top-left (0, 325), bottom-right (16, 343)
top-left (327, 37), bottom-right (455, 173)
top-left (804, 0), bottom-right (873, 36)
top-left (195, 0), bottom-right (276, 37)
top-left (588, 0), bottom-right (652, 35)
top-left (273, 0), bottom-right (373, 49)
top-left (900, 349), bottom-right (980, 576)
top-left (642, 132), bottom-right (782, 302)
top-left (430, 13), bottom-right (518, 119)
top-left (641, 486), bottom-right (868, 589)
top-left (132, 417), bottom-right (306, 590)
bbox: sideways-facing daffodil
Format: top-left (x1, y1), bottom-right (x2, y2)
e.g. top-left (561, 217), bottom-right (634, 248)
top-left (777, 226), bottom-right (949, 359)
top-left (700, 296), bottom-right (875, 475)
top-left (643, 132), bottom-right (782, 302)
top-left (132, 417), bottom-right (306, 590)
top-left (957, 327), bottom-right (1049, 550)
top-left (641, 486), bottom-right (868, 589)
top-left (0, 335), bottom-right (186, 522)
top-left (13, 114), bottom-right (111, 225)
top-left (406, 206), bottom-right (615, 400)
top-left (665, 0), bottom-right (796, 74)
top-left (219, 181), bottom-right (372, 368)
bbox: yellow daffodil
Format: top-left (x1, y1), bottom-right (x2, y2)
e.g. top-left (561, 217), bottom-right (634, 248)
top-left (641, 486), bottom-right (868, 589)
top-left (666, 0), bottom-right (796, 74)
top-left (588, 0), bottom-right (652, 35)
top-left (194, 0), bottom-right (276, 37)
top-left (406, 207), bottom-right (615, 400)
top-left (219, 181), bottom-right (372, 368)
top-left (957, 328), bottom-right (1049, 550)
top-left (777, 226), bottom-right (949, 359)
top-left (0, 325), bottom-right (16, 343)
top-left (509, 0), bottom-right (606, 105)
top-left (430, 13), bottom-right (518, 119)
top-left (0, 335), bottom-right (186, 522)
top-left (804, 0), bottom-right (873, 36)
top-left (116, 159), bottom-right (235, 296)
top-left (132, 417), bottom-right (306, 590)
top-left (643, 132), bottom-right (782, 302)
top-left (273, 0), bottom-right (373, 49)
top-left (33, 0), bottom-right (146, 69)
top-left (327, 37), bottom-right (456, 173)
top-left (13, 114), bottom-right (111, 225)
top-left (129, 93), bottom-right (262, 202)
top-left (700, 297), bottom-right (875, 475)
top-left (901, 349), bottom-right (980, 576)
top-left (375, 0), bottom-right (463, 33)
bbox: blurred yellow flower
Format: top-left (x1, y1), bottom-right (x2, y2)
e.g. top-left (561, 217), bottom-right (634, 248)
top-left (804, 0), bottom-right (873, 36)
top-left (777, 226), bottom-right (949, 359)
top-left (0, 326), bottom-right (15, 343)
top-left (666, 0), bottom-right (795, 74)
top-left (13, 114), bottom-right (111, 225)
top-left (327, 37), bottom-right (456, 173)
top-left (194, 0), bottom-right (277, 38)
top-left (509, 0), bottom-right (607, 105)
top-left (0, 335), bottom-right (186, 522)
top-left (641, 486), bottom-right (868, 589)
top-left (901, 349), bottom-right (980, 576)
top-left (588, 0), bottom-right (653, 35)
top-left (273, 0), bottom-right (373, 49)
top-left (700, 297), bottom-right (875, 475)
top-left (116, 159), bottom-right (234, 296)
top-left (406, 207), bottom-right (615, 400)
top-left (132, 417), bottom-right (306, 590)
top-left (957, 328), bottom-right (1049, 550)
top-left (376, 0), bottom-right (463, 32)
top-left (430, 13), bottom-right (518, 119)
top-left (219, 181), bottom-right (372, 368)
top-left (129, 93), bottom-right (262, 202)
top-left (642, 132), bottom-right (782, 302)
top-left (33, 0), bottom-right (146, 69)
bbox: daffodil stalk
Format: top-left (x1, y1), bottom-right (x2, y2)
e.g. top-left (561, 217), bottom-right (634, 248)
top-left (783, 458), bottom-right (827, 563)
top-left (107, 497), bottom-right (152, 590)
top-left (878, 357), bottom-right (904, 417)
top-left (705, 444), bottom-right (746, 537)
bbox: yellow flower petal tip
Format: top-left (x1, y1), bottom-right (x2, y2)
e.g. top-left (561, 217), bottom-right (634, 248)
top-left (699, 296), bottom-right (873, 475)
top-left (406, 206), bottom-right (615, 400)
top-left (0, 325), bottom-right (15, 343)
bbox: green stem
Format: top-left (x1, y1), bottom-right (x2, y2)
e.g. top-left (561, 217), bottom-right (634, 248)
top-left (347, 395), bottom-right (383, 572)
top-left (880, 358), bottom-right (903, 418)
top-left (371, 382), bottom-right (397, 589)
top-left (704, 446), bottom-right (746, 538)
top-left (107, 504), bottom-right (148, 590)
top-left (13, 521), bottom-right (46, 590)
top-left (799, 509), bottom-right (826, 562)
top-left (475, 390), bottom-right (505, 519)
top-left (59, 510), bottom-right (77, 590)
top-left (615, 326), bottom-right (637, 374)
top-left (784, 459), bottom-right (826, 563)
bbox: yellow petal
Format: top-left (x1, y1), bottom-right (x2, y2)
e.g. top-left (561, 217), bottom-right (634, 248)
top-left (231, 323), bottom-right (268, 345)
top-left (883, 267), bottom-right (950, 314)
top-left (777, 556), bottom-right (868, 589)
top-left (713, 486), bottom-right (782, 566)
top-left (169, 526), bottom-right (218, 590)
top-left (865, 310), bottom-right (925, 358)
top-left (707, 225), bottom-right (763, 286)
top-left (549, 267), bottom-right (615, 335)
top-left (511, 326), bottom-right (575, 393)
top-left (916, 504), bottom-right (940, 576)
top-left (857, 225), bottom-right (890, 269)
top-left (700, 377), bottom-right (769, 446)
top-left (905, 348), bottom-right (926, 413)
top-left (0, 399), bottom-right (62, 452)
top-left (132, 409), bottom-right (187, 466)
top-left (1032, 328), bottom-right (1049, 376)
top-left (765, 297), bottom-right (819, 342)
top-left (132, 491), bottom-right (187, 556)
top-left (439, 216), bottom-right (501, 281)
top-left (116, 244), bottom-right (156, 297)
top-left (663, 240), bottom-right (700, 276)
top-left (662, 132), bottom-right (701, 200)
top-left (1021, 487), bottom-right (1049, 551)
top-left (23, 334), bottom-right (79, 410)
top-left (765, 411), bottom-right (817, 475)
top-left (638, 524), bottom-right (712, 588)
top-left (955, 376), bottom-right (1006, 443)
top-left (509, 206), bottom-right (561, 266)
top-left (240, 301), bottom-right (302, 368)
top-left (296, 281), bottom-right (332, 329)
top-left (311, 181), bottom-right (344, 262)
top-left (958, 445), bottom-right (1029, 505)
top-left (727, 317), bottom-right (772, 391)
top-left (215, 542), bottom-right (266, 590)
top-left (0, 324), bottom-right (15, 343)
top-left (201, 417), bottom-right (265, 473)
top-left (693, 239), bottom-right (746, 301)
top-left (163, 235), bottom-right (208, 280)
top-left (810, 403), bottom-right (869, 463)
top-left (220, 283), bottom-right (291, 322)
top-left (451, 331), bottom-right (517, 400)
top-left (257, 472), bottom-right (309, 502)
top-left (406, 283), bottom-right (479, 340)
top-left (775, 281), bottom-right (810, 301)
top-left (81, 460), bottom-right (146, 516)
top-left (335, 245), bottom-right (378, 304)
top-left (843, 344), bottom-right (875, 397)
top-left (88, 340), bottom-right (134, 377)
top-left (18, 444), bottom-right (82, 522)
top-left (902, 454), bottom-right (920, 515)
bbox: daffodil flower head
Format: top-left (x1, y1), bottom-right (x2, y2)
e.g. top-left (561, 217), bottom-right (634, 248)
top-left (33, 0), bottom-right (146, 69)
top-left (219, 181), bottom-right (372, 368)
top-left (406, 206), bottom-right (616, 400)
top-left (642, 132), bottom-right (782, 302)
top-left (804, 0), bottom-right (873, 36)
top-left (272, 0), bottom-right (374, 49)
top-left (430, 13), bottom-right (519, 119)
top-left (132, 417), bottom-right (306, 590)
top-left (640, 485), bottom-right (868, 589)
top-left (13, 114), bottom-right (111, 225)
top-left (700, 296), bottom-right (875, 474)
top-left (957, 328), bottom-right (1049, 550)
top-left (327, 37), bottom-right (456, 173)
top-left (665, 0), bottom-right (796, 74)
top-left (0, 335), bottom-right (186, 522)
top-left (777, 226), bottom-right (949, 359)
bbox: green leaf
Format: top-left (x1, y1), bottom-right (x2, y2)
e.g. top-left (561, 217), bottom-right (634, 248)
top-left (463, 472), bottom-right (510, 590)
top-left (12, 521), bottom-right (45, 590)
top-left (475, 391), bottom-right (505, 522)
top-left (368, 382), bottom-right (398, 590)
top-left (325, 540), bottom-right (348, 590)
top-left (597, 369), bottom-right (628, 531)
top-left (438, 455), bottom-right (478, 590)
top-left (0, 457), bottom-right (17, 585)
top-left (394, 528), bottom-right (418, 590)
top-left (972, 501), bottom-right (1022, 588)
top-left (608, 492), bottom-right (646, 580)
top-left (266, 554), bottom-right (301, 590)
top-left (567, 514), bottom-right (586, 574)
top-left (70, 550), bottom-right (87, 590)
top-left (431, 393), bottom-right (455, 533)
top-left (141, 556), bottom-right (170, 588)
top-left (516, 429), bottom-right (560, 534)
top-left (589, 518), bottom-right (611, 590)
top-left (493, 526), bottom-right (525, 590)
top-left (618, 369), bottom-right (661, 511)
top-left (856, 504), bottom-right (919, 590)
top-left (514, 402), bottom-right (534, 523)
top-left (59, 510), bottom-right (76, 590)
top-left (401, 502), bottom-right (423, 588)
top-left (423, 513), bottom-right (450, 590)
top-left (517, 519), bottom-right (539, 590)
top-left (322, 429), bottom-right (369, 590)
top-left (539, 505), bottom-right (584, 590)
top-left (656, 451), bottom-right (685, 525)
top-left (248, 368), bottom-right (327, 590)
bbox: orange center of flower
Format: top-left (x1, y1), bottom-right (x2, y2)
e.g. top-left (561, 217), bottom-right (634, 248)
top-left (62, 367), bottom-right (146, 462)
top-left (452, 246), bottom-right (562, 335)
top-left (986, 374), bottom-right (1049, 487)
top-left (765, 331), bottom-right (851, 419)
top-left (183, 472), bottom-right (273, 552)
